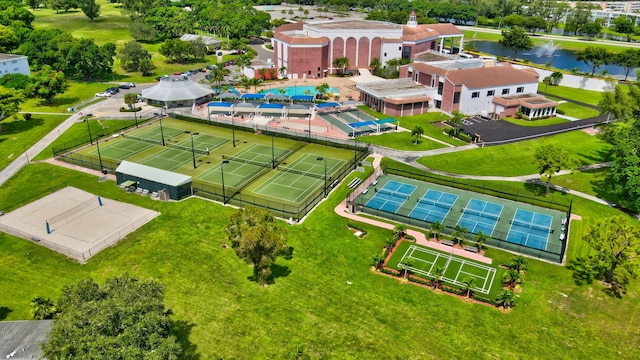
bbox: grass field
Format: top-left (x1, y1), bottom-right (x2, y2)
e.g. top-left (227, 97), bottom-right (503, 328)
top-left (21, 81), bottom-right (109, 114)
top-left (1, 163), bottom-right (639, 359)
top-left (417, 130), bottom-right (611, 176)
top-left (556, 102), bottom-right (601, 119)
top-left (356, 131), bottom-right (448, 151)
top-left (539, 84), bottom-right (605, 106)
top-left (0, 115), bottom-right (68, 171)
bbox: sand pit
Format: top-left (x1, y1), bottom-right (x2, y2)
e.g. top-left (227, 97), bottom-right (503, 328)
top-left (0, 187), bottom-right (159, 262)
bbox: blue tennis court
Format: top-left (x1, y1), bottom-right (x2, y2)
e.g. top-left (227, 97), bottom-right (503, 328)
top-left (506, 209), bottom-right (552, 250)
top-left (365, 180), bottom-right (416, 213)
top-left (409, 189), bottom-right (458, 223)
top-left (457, 199), bottom-right (503, 236)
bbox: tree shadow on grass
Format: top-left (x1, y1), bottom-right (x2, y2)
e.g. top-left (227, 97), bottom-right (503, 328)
top-left (173, 320), bottom-right (200, 360)
top-left (0, 307), bottom-right (13, 320)
top-left (0, 118), bottom-right (45, 136)
top-left (246, 263), bottom-right (292, 285)
top-left (34, 97), bottom-right (81, 108)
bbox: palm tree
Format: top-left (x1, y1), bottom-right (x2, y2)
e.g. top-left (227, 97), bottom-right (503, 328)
top-left (432, 266), bottom-right (444, 289)
top-left (303, 9), bottom-right (309, 18)
top-left (449, 110), bottom-right (464, 137)
top-left (411, 126), bottom-right (424, 144)
top-left (473, 231), bottom-right (489, 250)
top-left (239, 75), bottom-right (251, 93)
top-left (429, 220), bottom-right (444, 240)
top-left (503, 269), bottom-right (521, 288)
top-left (30, 296), bottom-right (56, 320)
top-left (369, 57), bottom-right (381, 74)
top-left (249, 77), bottom-right (262, 92)
top-left (315, 82), bottom-right (330, 99)
top-left (495, 289), bottom-right (515, 309)
top-left (393, 224), bottom-right (407, 240)
top-left (281, 9), bottom-right (286, 19)
top-left (385, 237), bottom-right (397, 252)
top-left (235, 54), bottom-right (253, 74)
top-left (209, 63), bottom-right (230, 87)
top-left (332, 56), bottom-right (350, 75)
top-left (279, 66), bottom-right (287, 79)
top-left (550, 71), bottom-right (563, 85)
top-left (370, 254), bottom-right (385, 270)
top-left (509, 255), bottom-right (529, 273)
top-left (451, 224), bottom-right (467, 246)
top-left (258, 68), bottom-right (267, 81)
top-left (399, 260), bottom-right (413, 278)
top-left (542, 76), bottom-right (553, 95)
top-left (461, 277), bottom-right (476, 298)
top-left (386, 58), bottom-right (401, 75)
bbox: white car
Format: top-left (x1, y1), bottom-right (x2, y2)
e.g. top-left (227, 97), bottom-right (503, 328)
top-left (95, 92), bottom-right (111, 97)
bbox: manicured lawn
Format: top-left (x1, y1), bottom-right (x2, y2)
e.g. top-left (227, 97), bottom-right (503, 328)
top-left (539, 84), bottom-right (604, 106)
top-left (556, 102), bottom-right (601, 119)
top-left (32, 118), bottom-right (140, 161)
top-left (356, 132), bottom-right (447, 151)
top-left (0, 163), bottom-right (639, 359)
top-left (21, 82), bottom-right (108, 113)
top-left (501, 116), bottom-right (569, 127)
top-left (0, 115), bottom-right (67, 170)
top-left (417, 131), bottom-right (611, 176)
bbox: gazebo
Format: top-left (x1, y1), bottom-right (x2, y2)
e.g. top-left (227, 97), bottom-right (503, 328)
top-left (141, 76), bottom-right (214, 108)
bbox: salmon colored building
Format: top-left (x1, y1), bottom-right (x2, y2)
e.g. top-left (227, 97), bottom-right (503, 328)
top-left (272, 12), bottom-right (463, 80)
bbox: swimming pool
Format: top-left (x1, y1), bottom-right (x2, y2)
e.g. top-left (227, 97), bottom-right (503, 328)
top-left (260, 85), bottom-right (339, 97)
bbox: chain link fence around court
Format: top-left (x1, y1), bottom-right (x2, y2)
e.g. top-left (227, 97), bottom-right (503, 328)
top-left (193, 147), bottom-right (368, 221)
top-left (0, 212), bottom-right (157, 263)
top-left (350, 166), bottom-right (572, 264)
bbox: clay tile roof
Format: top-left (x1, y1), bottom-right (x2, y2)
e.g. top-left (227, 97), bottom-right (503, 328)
top-left (423, 23), bottom-right (464, 36)
top-left (410, 63), bottom-right (539, 89)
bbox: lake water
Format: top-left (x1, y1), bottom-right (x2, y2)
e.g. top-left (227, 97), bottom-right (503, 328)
top-left (470, 40), bottom-right (636, 80)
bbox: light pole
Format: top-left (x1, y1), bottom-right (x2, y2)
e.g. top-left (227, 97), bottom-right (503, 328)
top-left (85, 115), bottom-right (93, 145)
top-left (317, 156), bottom-right (327, 198)
top-left (185, 131), bottom-right (199, 168)
top-left (271, 134), bottom-right (275, 169)
top-left (159, 112), bottom-right (165, 146)
top-left (231, 115), bottom-right (236, 147)
top-left (134, 106), bottom-right (138, 128)
top-left (221, 159), bottom-right (230, 204)
top-left (96, 133), bottom-right (105, 172)
top-left (353, 137), bottom-right (358, 170)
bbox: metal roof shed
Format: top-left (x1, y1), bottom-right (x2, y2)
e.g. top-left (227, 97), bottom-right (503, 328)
top-left (115, 161), bottom-right (192, 200)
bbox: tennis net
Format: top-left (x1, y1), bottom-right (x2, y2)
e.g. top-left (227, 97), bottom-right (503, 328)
top-left (418, 198), bottom-right (452, 210)
top-left (167, 143), bottom-right (209, 155)
top-left (122, 133), bottom-right (162, 145)
top-left (462, 208), bottom-right (500, 221)
top-left (511, 219), bottom-right (550, 233)
top-left (378, 187), bottom-right (410, 199)
top-left (278, 166), bottom-right (324, 179)
top-left (222, 154), bottom-right (271, 168)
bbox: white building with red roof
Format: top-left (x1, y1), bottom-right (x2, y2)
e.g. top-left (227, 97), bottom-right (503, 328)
top-left (396, 59), bottom-right (557, 119)
top-left (272, 12), bottom-right (463, 79)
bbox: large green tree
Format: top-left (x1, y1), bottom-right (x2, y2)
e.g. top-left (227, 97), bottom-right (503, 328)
top-left (226, 206), bottom-right (289, 286)
top-left (411, 126), bottom-right (424, 144)
top-left (565, 2), bottom-right (595, 36)
top-left (0, 85), bottom-right (24, 120)
top-left (48, 0), bottom-right (78, 14)
top-left (25, 65), bottom-right (70, 105)
top-left (117, 40), bottom-right (154, 73)
top-left (602, 119), bottom-right (640, 211)
top-left (534, 144), bottom-right (576, 195)
top-left (584, 216), bottom-right (640, 295)
top-left (41, 275), bottom-right (182, 359)
top-left (0, 24), bottom-right (18, 52)
top-left (145, 6), bottom-right (194, 40)
top-left (499, 26), bottom-right (533, 59)
top-left (159, 39), bottom-right (192, 63)
top-left (613, 48), bottom-right (640, 82)
top-left (77, 0), bottom-right (100, 22)
top-left (612, 16), bottom-right (635, 42)
top-left (576, 46), bottom-right (612, 76)
top-left (580, 20), bottom-right (603, 41)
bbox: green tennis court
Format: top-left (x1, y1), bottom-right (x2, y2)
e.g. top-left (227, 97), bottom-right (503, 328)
top-left (164, 133), bottom-right (229, 153)
top-left (138, 147), bottom-right (206, 171)
top-left (126, 125), bottom-right (185, 144)
top-left (196, 160), bottom-right (268, 189)
top-left (222, 143), bottom-right (290, 166)
top-left (254, 153), bottom-right (346, 203)
top-left (89, 138), bottom-right (157, 160)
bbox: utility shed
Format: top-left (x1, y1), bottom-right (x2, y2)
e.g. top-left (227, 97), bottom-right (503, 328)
top-left (115, 161), bottom-right (192, 200)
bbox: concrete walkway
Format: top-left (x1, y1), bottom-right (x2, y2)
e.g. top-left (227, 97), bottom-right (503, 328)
top-left (0, 102), bottom-right (103, 187)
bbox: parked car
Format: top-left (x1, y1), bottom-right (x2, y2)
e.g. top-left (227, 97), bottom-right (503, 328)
top-left (106, 87), bottom-right (119, 95)
top-left (205, 74), bottom-right (211, 80)
top-left (119, 82), bottom-right (136, 89)
top-left (95, 92), bottom-right (111, 97)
